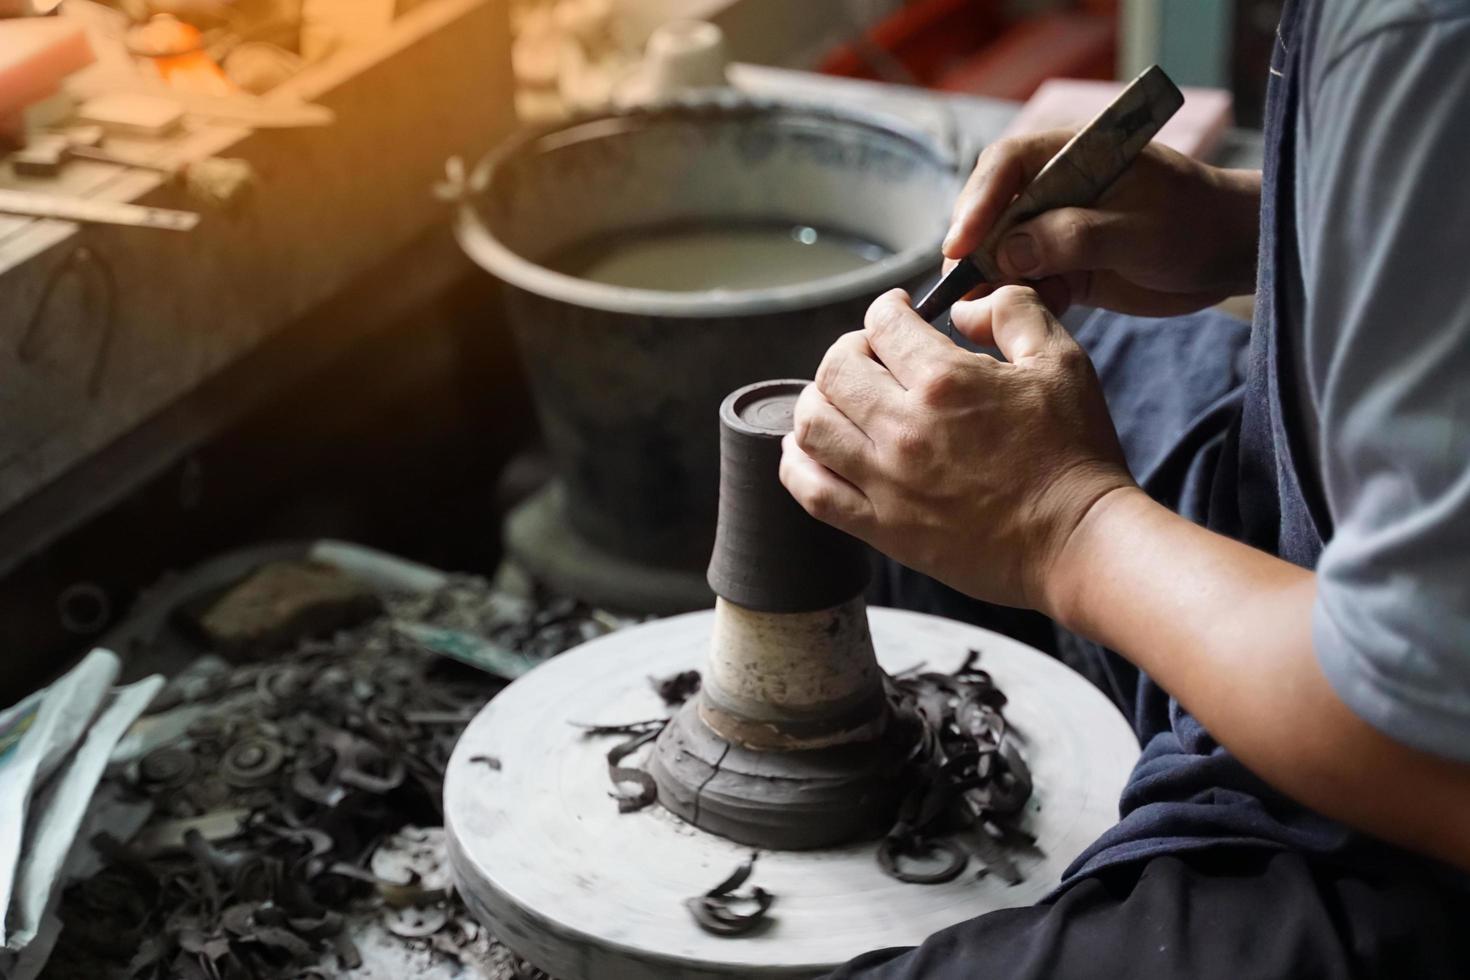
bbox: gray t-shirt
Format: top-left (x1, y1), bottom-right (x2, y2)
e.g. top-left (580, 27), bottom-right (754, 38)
top-left (1299, 0), bottom-right (1470, 762)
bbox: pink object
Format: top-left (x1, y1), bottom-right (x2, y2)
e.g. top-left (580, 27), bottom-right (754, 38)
top-left (1001, 77), bottom-right (1234, 160)
top-left (0, 18), bottom-right (95, 125)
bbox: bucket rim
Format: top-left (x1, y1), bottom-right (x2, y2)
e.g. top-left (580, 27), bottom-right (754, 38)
top-left (452, 92), bottom-right (967, 319)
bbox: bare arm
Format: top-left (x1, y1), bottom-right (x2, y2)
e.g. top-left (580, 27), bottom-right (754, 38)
top-left (1052, 486), bottom-right (1470, 872)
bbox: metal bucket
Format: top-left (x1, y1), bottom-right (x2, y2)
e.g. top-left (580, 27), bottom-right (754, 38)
top-left (455, 94), bottom-right (963, 612)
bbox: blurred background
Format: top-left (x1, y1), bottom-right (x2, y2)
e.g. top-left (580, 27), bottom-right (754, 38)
top-left (1, 0), bottom-right (1281, 700)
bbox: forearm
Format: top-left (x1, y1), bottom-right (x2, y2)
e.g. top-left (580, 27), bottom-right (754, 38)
top-left (1047, 486), bottom-right (1470, 871)
top-left (1202, 166), bottom-right (1263, 297)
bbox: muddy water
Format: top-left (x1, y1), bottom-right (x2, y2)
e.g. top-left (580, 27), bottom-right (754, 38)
top-left (549, 222), bottom-right (890, 292)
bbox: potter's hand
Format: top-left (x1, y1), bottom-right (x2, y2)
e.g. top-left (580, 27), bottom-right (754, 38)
top-left (945, 130), bottom-right (1262, 317)
top-left (781, 287), bottom-right (1132, 612)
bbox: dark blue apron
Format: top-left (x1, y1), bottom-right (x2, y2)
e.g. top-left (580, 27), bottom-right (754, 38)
top-left (1059, 0), bottom-right (1368, 882)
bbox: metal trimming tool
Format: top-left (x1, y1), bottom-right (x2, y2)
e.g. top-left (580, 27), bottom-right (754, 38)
top-left (914, 64), bottom-right (1185, 323)
top-left (0, 189), bottom-right (199, 232)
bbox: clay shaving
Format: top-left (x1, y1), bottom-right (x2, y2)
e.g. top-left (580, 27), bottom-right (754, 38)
top-left (685, 852), bottom-right (775, 937)
top-left (881, 649), bottom-right (1035, 885)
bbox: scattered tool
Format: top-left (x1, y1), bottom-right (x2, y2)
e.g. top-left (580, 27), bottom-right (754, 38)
top-left (0, 188), bottom-right (199, 230)
top-left (21, 141), bottom-right (179, 177)
top-left (913, 63), bottom-right (1185, 322)
top-left (7, 126), bottom-right (256, 209)
top-left (9, 130), bottom-right (164, 178)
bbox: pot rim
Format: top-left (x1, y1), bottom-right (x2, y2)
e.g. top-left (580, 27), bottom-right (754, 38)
top-left (453, 93), bottom-right (965, 319)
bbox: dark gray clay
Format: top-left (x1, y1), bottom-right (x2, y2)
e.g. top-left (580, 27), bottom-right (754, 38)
top-left (706, 380), bottom-right (869, 612)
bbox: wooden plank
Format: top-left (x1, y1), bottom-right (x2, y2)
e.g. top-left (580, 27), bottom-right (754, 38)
top-left (0, 188), bottom-right (199, 229)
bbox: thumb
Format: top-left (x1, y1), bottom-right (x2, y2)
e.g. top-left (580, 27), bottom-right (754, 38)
top-left (950, 285), bottom-right (1069, 363)
top-left (994, 207), bottom-right (1119, 280)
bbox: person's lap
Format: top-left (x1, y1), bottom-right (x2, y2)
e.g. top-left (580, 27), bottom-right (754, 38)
top-left (822, 847), bottom-right (1470, 980)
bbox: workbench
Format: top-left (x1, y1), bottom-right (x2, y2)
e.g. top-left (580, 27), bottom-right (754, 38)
top-left (0, 0), bottom-right (514, 576)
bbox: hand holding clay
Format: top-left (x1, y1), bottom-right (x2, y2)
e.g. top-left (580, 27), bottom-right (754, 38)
top-left (781, 287), bottom-right (1133, 613)
top-left (944, 129), bottom-right (1262, 316)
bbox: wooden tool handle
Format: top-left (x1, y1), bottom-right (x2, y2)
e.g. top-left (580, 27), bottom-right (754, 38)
top-left (968, 64), bottom-right (1183, 281)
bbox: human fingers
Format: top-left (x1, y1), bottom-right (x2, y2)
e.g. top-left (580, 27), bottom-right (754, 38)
top-left (863, 289), bottom-right (958, 390)
top-left (948, 285), bottom-right (1070, 363)
top-left (940, 265), bottom-right (1070, 316)
top-left (791, 382), bottom-right (874, 484)
top-left (1074, 272), bottom-right (1235, 318)
top-left (813, 331), bottom-right (904, 431)
top-left (778, 433), bottom-right (875, 535)
top-left (943, 131), bottom-right (1074, 260)
top-left (992, 207), bottom-right (1131, 281)
top-left (934, 258), bottom-right (993, 304)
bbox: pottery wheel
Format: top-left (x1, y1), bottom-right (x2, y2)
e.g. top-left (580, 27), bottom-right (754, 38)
top-left (445, 608), bottom-right (1138, 980)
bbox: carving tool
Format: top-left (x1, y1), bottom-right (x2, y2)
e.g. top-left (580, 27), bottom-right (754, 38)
top-left (0, 189), bottom-right (199, 231)
top-left (914, 63), bottom-right (1185, 323)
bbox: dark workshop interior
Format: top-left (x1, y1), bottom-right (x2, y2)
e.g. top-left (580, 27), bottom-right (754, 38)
top-left (6, 1), bottom-right (1470, 979)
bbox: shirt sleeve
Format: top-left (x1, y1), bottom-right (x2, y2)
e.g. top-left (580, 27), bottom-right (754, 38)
top-left (1301, 14), bottom-right (1470, 763)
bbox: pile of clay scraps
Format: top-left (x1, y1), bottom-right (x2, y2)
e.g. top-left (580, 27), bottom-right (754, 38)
top-left (39, 571), bottom-right (615, 980)
top-left (881, 650), bottom-right (1036, 886)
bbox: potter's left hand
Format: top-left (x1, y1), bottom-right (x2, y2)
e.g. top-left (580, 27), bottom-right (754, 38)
top-left (781, 286), bottom-right (1133, 613)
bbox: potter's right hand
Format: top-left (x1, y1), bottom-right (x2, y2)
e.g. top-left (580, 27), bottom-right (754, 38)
top-left (943, 130), bottom-right (1262, 317)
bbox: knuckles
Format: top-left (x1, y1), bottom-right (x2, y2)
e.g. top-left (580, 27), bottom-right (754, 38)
top-left (791, 408), bottom-right (822, 453)
top-left (813, 332), bottom-right (863, 393)
top-left (1058, 210), bottom-right (1098, 258)
top-left (975, 136), bottom-right (1023, 173)
top-left (1053, 342), bottom-right (1091, 375)
top-left (777, 442), bottom-right (848, 526)
top-left (913, 359), bottom-right (969, 408)
top-left (791, 389), bottom-right (824, 450)
top-left (886, 421), bottom-right (929, 466)
top-left (863, 290), bottom-right (910, 337)
top-left (989, 283), bottom-right (1043, 313)
top-left (799, 483), bottom-right (845, 524)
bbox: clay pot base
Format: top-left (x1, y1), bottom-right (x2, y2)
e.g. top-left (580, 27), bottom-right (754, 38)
top-left (647, 694), bottom-right (919, 851)
top-left (445, 608), bottom-right (1138, 980)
